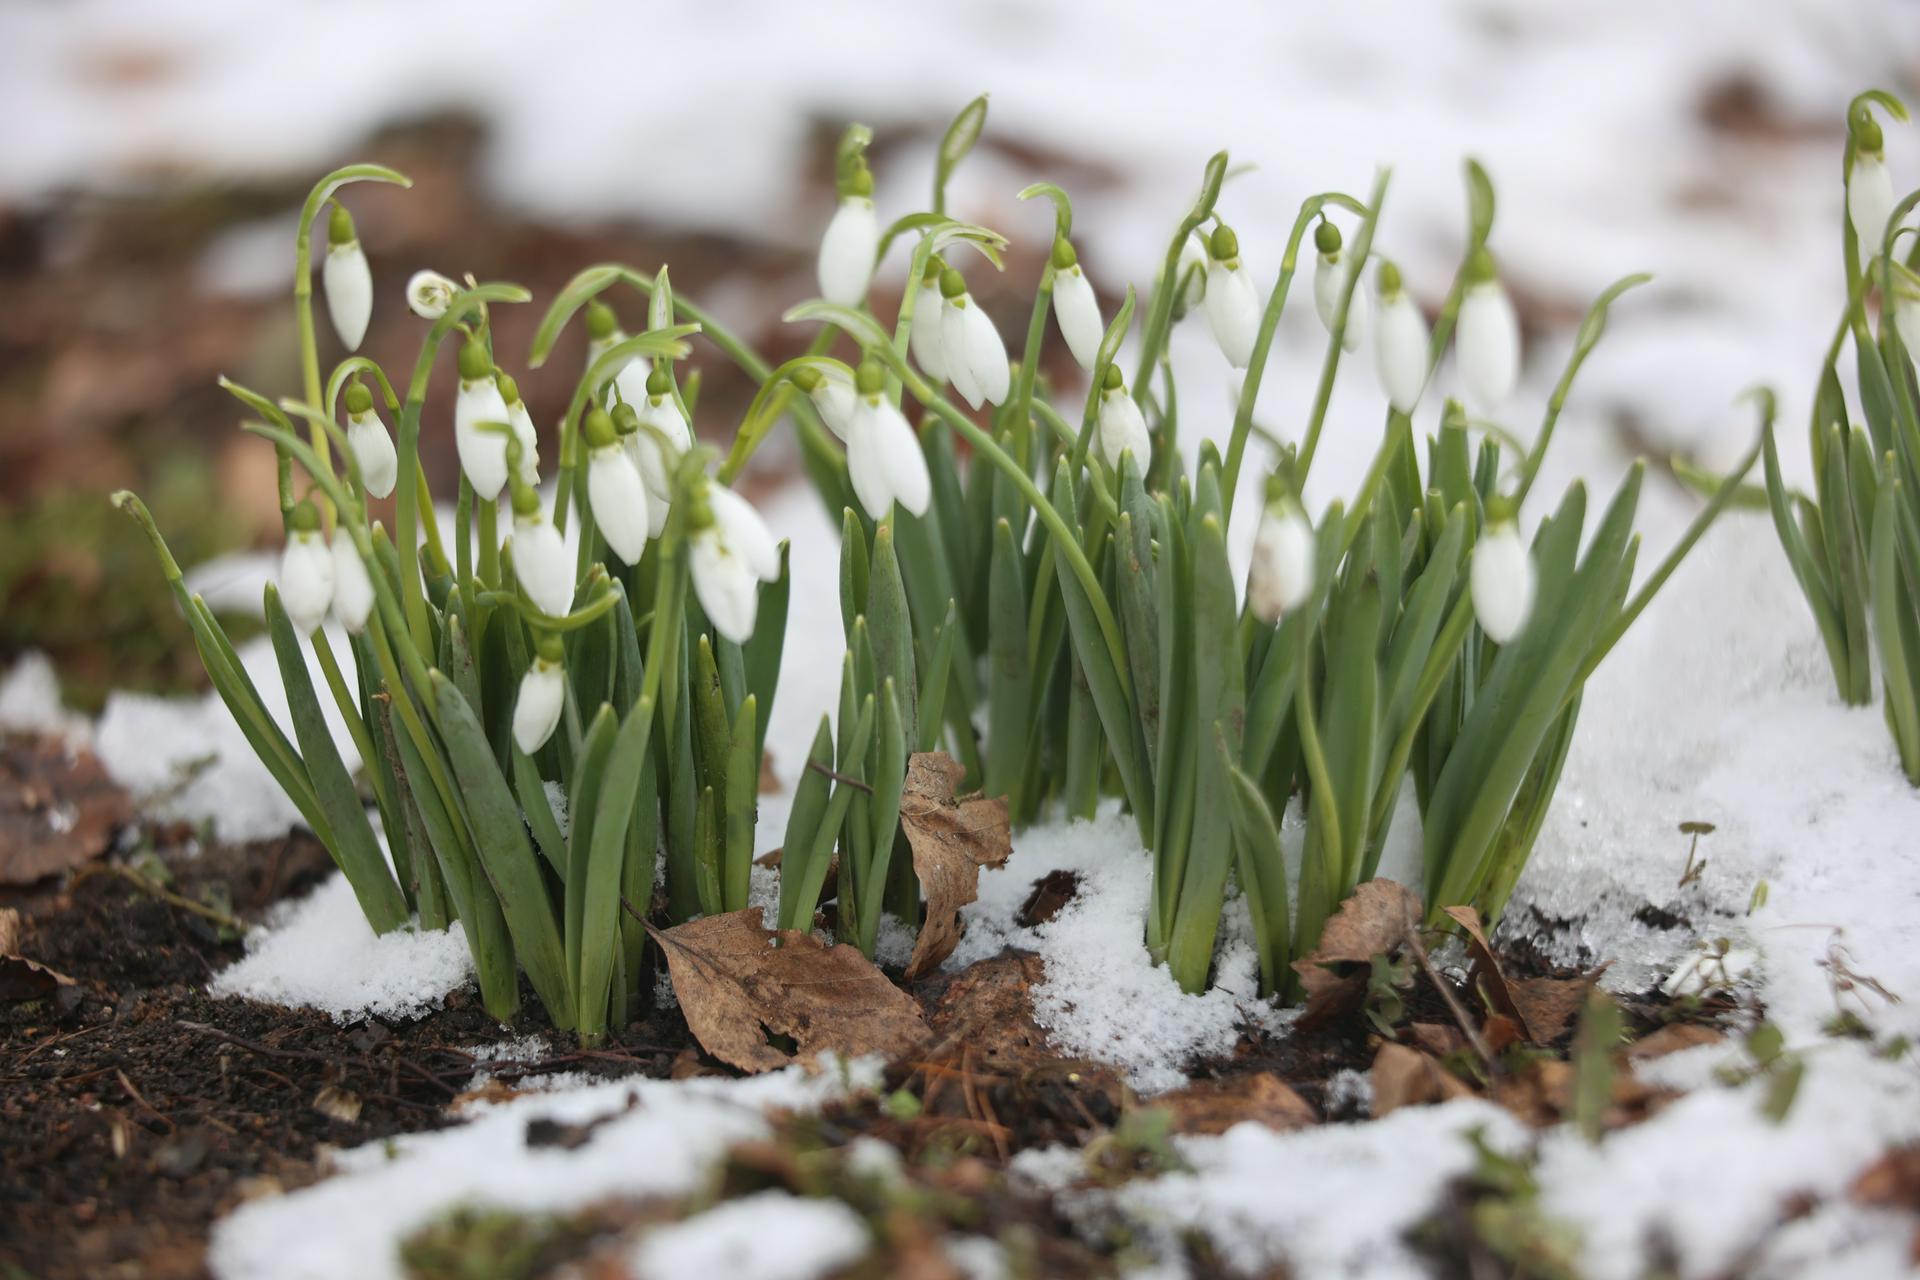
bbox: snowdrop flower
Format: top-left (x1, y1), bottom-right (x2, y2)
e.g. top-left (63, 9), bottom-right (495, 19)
top-left (1050, 237), bottom-right (1103, 371)
top-left (1848, 110), bottom-right (1896, 255)
top-left (512, 640), bottom-right (566, 756)
top-left (322, 204), bottom-right (372, 351)
top-left (1894, 282), bottom-right (1920, 360)
top-left (330, 527), bottom-right (374, 633)
top-left (1660, 939), bottom-right (1758, 998)
top-left (619, 366), bottom-right (692, 537)
top-left (584, 301), bottom-right (652, 410)
top-left (582, 406), bottom-right (650, 564)
top-left (1470, 518), bottom-right (1536, 644)
top-left (405, 269), bottom-right (460, 320)
top-left (1202, 224), bottom-right (1260, 370)
top-left (845, 362), bottom-right (931, 519)
top-left (1248, 497), bottom-right (1314, 623)
top-left (937, 266), bottom-right (1011, 410)
top-left (1372, 260), bottom-right (1431, 416)
top-left (1456, 248), bottom-right (1520, 412)
top-left (1174, 230), bottom-right (1209, 318)
top-left (453, 340), bottom-right (511, 501)
top-left (1311, 219), bottom-right (1364, 353)
top-left (497, 374), bottom-right (540, 487)
top-left (1095, 367), bottom-right (1151, 475)
top-left (509, 482), bottom-right (574, 619)
top-left (278, 502), bottom-right (333, 635)
top-left (816, 163), bottom-right (878, 306)
top-left (909, 259), bottom-right (950, 385)
top-left (797, 364), bottom-right (857, 442)
top-left (690, 481), bottom-right (781, 645)
top-left (342, 382), bottom-right (397, 499)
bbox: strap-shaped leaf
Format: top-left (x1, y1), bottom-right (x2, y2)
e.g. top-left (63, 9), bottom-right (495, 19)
top-left (776, 716), bottom-right (837, 931)
top-left (723, 694), bottom-right (758, 913)
top-left (741, 541), bottom-right (790, 763)
top-left (1871, 472), bottom-right (1920, 783)
top-left (917, 600), bottom-right (959, 754)
top-left (867, 522), bottom-right (919, 747)
top-left (1221, 727), bottom-right (1291, 999)
top-left (984, 517), bottom-right (1032, 803)
top-left (577, 690), bottom-right (661, 1041)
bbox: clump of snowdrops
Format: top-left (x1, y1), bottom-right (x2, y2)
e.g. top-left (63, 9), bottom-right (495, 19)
top-left (121, 97), bottom-right (1761, 1037)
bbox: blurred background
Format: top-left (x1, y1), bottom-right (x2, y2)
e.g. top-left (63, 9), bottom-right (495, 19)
top-left (2, 0), bottom-right (1917, 714)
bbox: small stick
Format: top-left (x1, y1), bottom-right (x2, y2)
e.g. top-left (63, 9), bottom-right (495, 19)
top-left (806, 760), bottom-right (874, 794)
top-left (1402, 909), bottom-right (1499, 1077)
top-left (116, 1068), bottom-right (177, 1133)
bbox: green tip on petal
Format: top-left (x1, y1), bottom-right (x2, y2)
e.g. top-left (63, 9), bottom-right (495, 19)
top-left (327, 203), bottom-right (356, 247)
top-left (497, 373), bottom-right (521, 405)
top-left (1101, 364), bottom-right (1123, 393)
top-left (1050, 237), bottom-right (1078, 271)
top-left (939, 266), bottom-right (967, 300)
top-left (1313, 219), bottom-right (1342, 256)
top-left (458, 339), bottom-right (492, 381)
top-left (1377, 259), bottom-right (1403, 297)
top-left (585, 300), bottom-right (617, 340)
top-left (343, 381), bottom-right (374, 416)
top-left (583, 406), bottom-right (616, 448)
top-left (1208, 223), bottom-right (1239, 262)
top-left (288, 500), bottom-right (322, 533)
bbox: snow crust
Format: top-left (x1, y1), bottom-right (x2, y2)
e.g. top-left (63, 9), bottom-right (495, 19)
top-left (628, 1190), bottom-right (871, 1280)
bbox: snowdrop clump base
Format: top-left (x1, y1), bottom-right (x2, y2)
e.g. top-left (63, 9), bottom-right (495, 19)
top-left (122, 97), bottom-right (1764, 1035)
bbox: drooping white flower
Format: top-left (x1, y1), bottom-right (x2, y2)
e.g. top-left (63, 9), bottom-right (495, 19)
top-left (817, 193), bottom-right (879, 306)
top-left (1202, 225), bottom-right (1260, 370)
top-left (405, 269), bottom-right (460, 320)
top-left (1457, 250), bottom-right (1520, 412)
top-left (691, 482), bottom-right (781, 645)
top-left (322, 204), bottom-right (372, 351)
top-left (1849, 148), bottom-right (1896, 255)
top-left (1096, 373), bottom-right (1151, 475)
top-left (846, 375), bottom-right (931, 519)
top-left (342, 383), bottom-right (397, 499)
top-left (938, 267), bottom-right (1010, 410)
top-left (1470, 519), bottom-right (1536, 644)
top-left (330, 527), bottom-right (374, 633)
top-left (497, 375), bottom-right (540, 487)
top-left (805, 364), bottom-right (858, 442)
top-left (1311, 220), bottom-right (1364, 353)
top-left (583, 407), bottom-right (650, 564)
top-left (453, 341), bottom-right (510, 501)
top-left (1050, 239), bottom-right (1103, 371)
top-left (582, 299), bottom-right (645, 398)
top-left (511, 502), bottom-right (574, 619)
top-left (621, 371), bottom-right (692, 538)
top-left (909, 270), bottom-right (950, 384)
top-left (279, 506), bottom-right (333, 635)
top-left (1248, 500), bottom-right (1314, 623)
top-left (512, 653), bottom-right (565, 755)
top-left (1175, 230), bottom-right (1209, 315)
top-left (1372, 260), bottom-right (1431, 416)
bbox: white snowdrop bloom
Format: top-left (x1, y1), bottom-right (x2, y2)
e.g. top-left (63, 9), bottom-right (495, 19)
top-left (1849, 148), bottom-right (1896, 254)
top-left (1202, 226), bottom-right (1260, 370)
top-left (453, 342), bottom-right (510, 501)
top-left (512, 503), bottom-right (574, 619)
top-left (1470, 520), bottom-right (1536, 644)
top-left (278, 510), bottom-right (333, 635)
top-left (691, 483), bottom-right (781, 644)
top-left (846, 379), bottom-right (931, 519)
top-left (1248, 500), bottom-right (1314, 623)
top-left (622, 373), bottom-right (692, 537)
top-left (1096, 375), bottom-right (1151, 475)
top-left (1310, 221), bottom-right (1364, 353)
top-left (512, 654), bottom-right (565, 755)
top-left (1457, 251), bottom-right (1520, 412)
top-left (1661, 942), bottom-right (1758, 998)
top-left (909, 273), bottom-right (950, 384)
top-left (938, 268), bottom-right (1010, 410)
top-left (405, 269), bottom-right (460, 320)
top-left (1372, 261), bottom-right (1431, 416)
top-left (342, 384), bottom-right (397, 499)
top-left (805, 365), bottom-right (858, 442)
top-left (583, 408), bottom-right (650, 565)
top-left (1175, 230), bottom-right (1209, 314)
top-left (582, 300), bottom-right (644, 394)
top-left (1895, 290), bottom-right (1920, 361)
top-left (1050, 239), bottom-right (1103, 371)
top-left (322, 205), bottom-right (372, 351)
top-left (817, 193), bottom-right (879, 306)
top-left (497, 375), bottom-right (539, 487)
top-left (329, 528), bottom-right (374, 633)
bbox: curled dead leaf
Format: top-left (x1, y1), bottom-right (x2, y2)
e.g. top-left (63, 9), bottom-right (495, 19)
top-left (1292, 879), bottom-right (1422, 1028)
top-left (898, 752), bottom-right (1012, 980)
top-left (1371, 1041), bottom-right (1472, 1116)
top-left (1441, 904), bottom-right (1604, 1045)
top-left (1159, 1073), bottom-right (1317, 1136)
top-left (653, 908), bottom-right (928, 1074)
top-left (1, 735), bottom-right (133, 886)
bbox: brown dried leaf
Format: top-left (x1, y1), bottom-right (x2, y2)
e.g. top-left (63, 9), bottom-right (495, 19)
top-left (1371, 1042), bottom-right (1472, 1117)
top-left (654, 908), bottom-right (928, 1074)
top-left (1626, 1023), bottom-right (1726, 1061)
top-left (0, 905), bottom-right (76, 1002)
top-left (1406, 1022), bottom-right (1469, 1059)
top-left (1852, 1145), bottom-right (1920, 1211)
top-left (1441, 904), bottom-right (1602, 1044)
top-left (1292, 879), bottom-right (1422, 1027)
top-left (899, 752), bottom-right (1012, 980)
top-left (0, 736), bottom-right (133, 885)
top-left (1160, 1073), bottom-right (1318, 1136)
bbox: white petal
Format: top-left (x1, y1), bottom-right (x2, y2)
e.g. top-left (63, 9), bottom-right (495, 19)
top-left (846, 400), bottom-right (893, 520)
top-left (588, 447), bottom-right (650, 564)
top-left (1249, 507), bottom-right (1314, 622)
top-left (1097, 391), bottom-right (1151, 475)
top-left (347, 410), bottom-right (397, 499)
top-left (817, 197), bottom-right (879, 306)
top-left (1373, 293), bottom-right (1431, 415)
top-left (514, 515), bottom-right (575, 618)
top-left (708, 484), bottom-right (780, 582)
top-left (1313, 253), bottom-right (1364, 353)
top-left (323, 242), bottom-right (372, 351)
top-left (1204, 261), bottom-right (1260, 369)
top-left (910, 284), bottom-right (950, 383)
top-left (512, 661), bottom-right (565, 755)
top-left (875, 400), bottom-right (931, 517)
top-left (1176, 232), bottom-right (1209, 311)
top-left (691, 537), bottom-right (759, 644)
top-left (1052, 267), bottom-right (1103, 371)
top-left (405, 269), bottom-right (459, 319)
top-left (611, 356), bottom-right (652, 410)
top-left (1897, 297), bottom-right (1920, 365)
top-left (509, 402), bottom-right (540, 485)
top-left (810, 371), bottom-right (857, 443)
top-left (1458, 282), bottom-right (1520, 412)
top-left (279, 532), bottom-right (334, 635)
top-left (1470, 525), bottom-right (1536, 644)
top-left (454, 379), bottom-right (511, 500)
top-left (961, 300), bottom-right (1011, 405)
top-left (941, 300), bottom-right (984, 409)
top-left (329, 529), bottom-right (374, 632)
top-left (1849, 153), bottom-right (1897, 253)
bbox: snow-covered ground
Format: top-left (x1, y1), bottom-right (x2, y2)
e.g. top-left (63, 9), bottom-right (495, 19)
top-left (6, 1), bottom-right (1920, 1276)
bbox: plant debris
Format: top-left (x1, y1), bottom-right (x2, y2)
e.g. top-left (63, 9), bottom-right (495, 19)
top-left (896, 751), bottom-right (1013, 980)
top-left (0, 734), bottom-right (132, 885)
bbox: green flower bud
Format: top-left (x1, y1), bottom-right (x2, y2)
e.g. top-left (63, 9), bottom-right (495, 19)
top-left (585, 300), bottom-right (618, 341)
top-left (1852, 106), bottom-right (1885, 157)
top-left (646, 364), bottom-right (672, 399)
top-left (939, 266), bottom-right (968, 301)
top-left (497, 373), bottom-right (522, 406)
top-left (583, 406), bottom-right (617, 449)
top-left (328, 203), bottom-right (356, 247)
top-left (1464, 246), bottom-right (1496, 286)
top-left (510, 472), bottom-right (541, 518)
top-left (535, 630), bottom-right (565, 663)
top-left (458, 339), bottom-right (491, 382)
top-left (1313, 219), bottom-right (1342, 256)
top-left (855, 359), bottom-right (885, 396)
top-left (1208, 223), bottom-right (1240, 263)
top-left (791, 366), bottom-right (823, 393)
top-left (1377, 259), bottom-right (1403, 298)
top-left (611, 402), bottom-right (640, 436)
top-left (287, 499), bottom-right (322, 534)
top-left (843, 165), bottom-right (874, 199)
top-left (1051, 237), bottom-right (1079, 271)
top-left (922, 255), bottom-right (946, 283)
top-left (1101, 364), bottom-right (1123, 393)
top-left (343, 381), bottom-right (374, 416)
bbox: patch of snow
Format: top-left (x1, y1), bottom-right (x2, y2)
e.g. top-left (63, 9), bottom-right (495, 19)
top-left (629, 1190), bottom-right (871, 1280)
top-left (0, 651), bottom-right (90, 743)
top-left (208, 1059), bottom-right (881, 1280)
top-left (209, 872), bottom-right (474, 1023)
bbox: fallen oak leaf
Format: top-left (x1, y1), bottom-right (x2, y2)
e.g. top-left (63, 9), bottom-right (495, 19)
top-left (1291, 879), bottom-right (1422, 1029)
top-left (898, 752), bottom-right (1012, 980)
top-left (651, 908), bottom-right (928, 1074)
